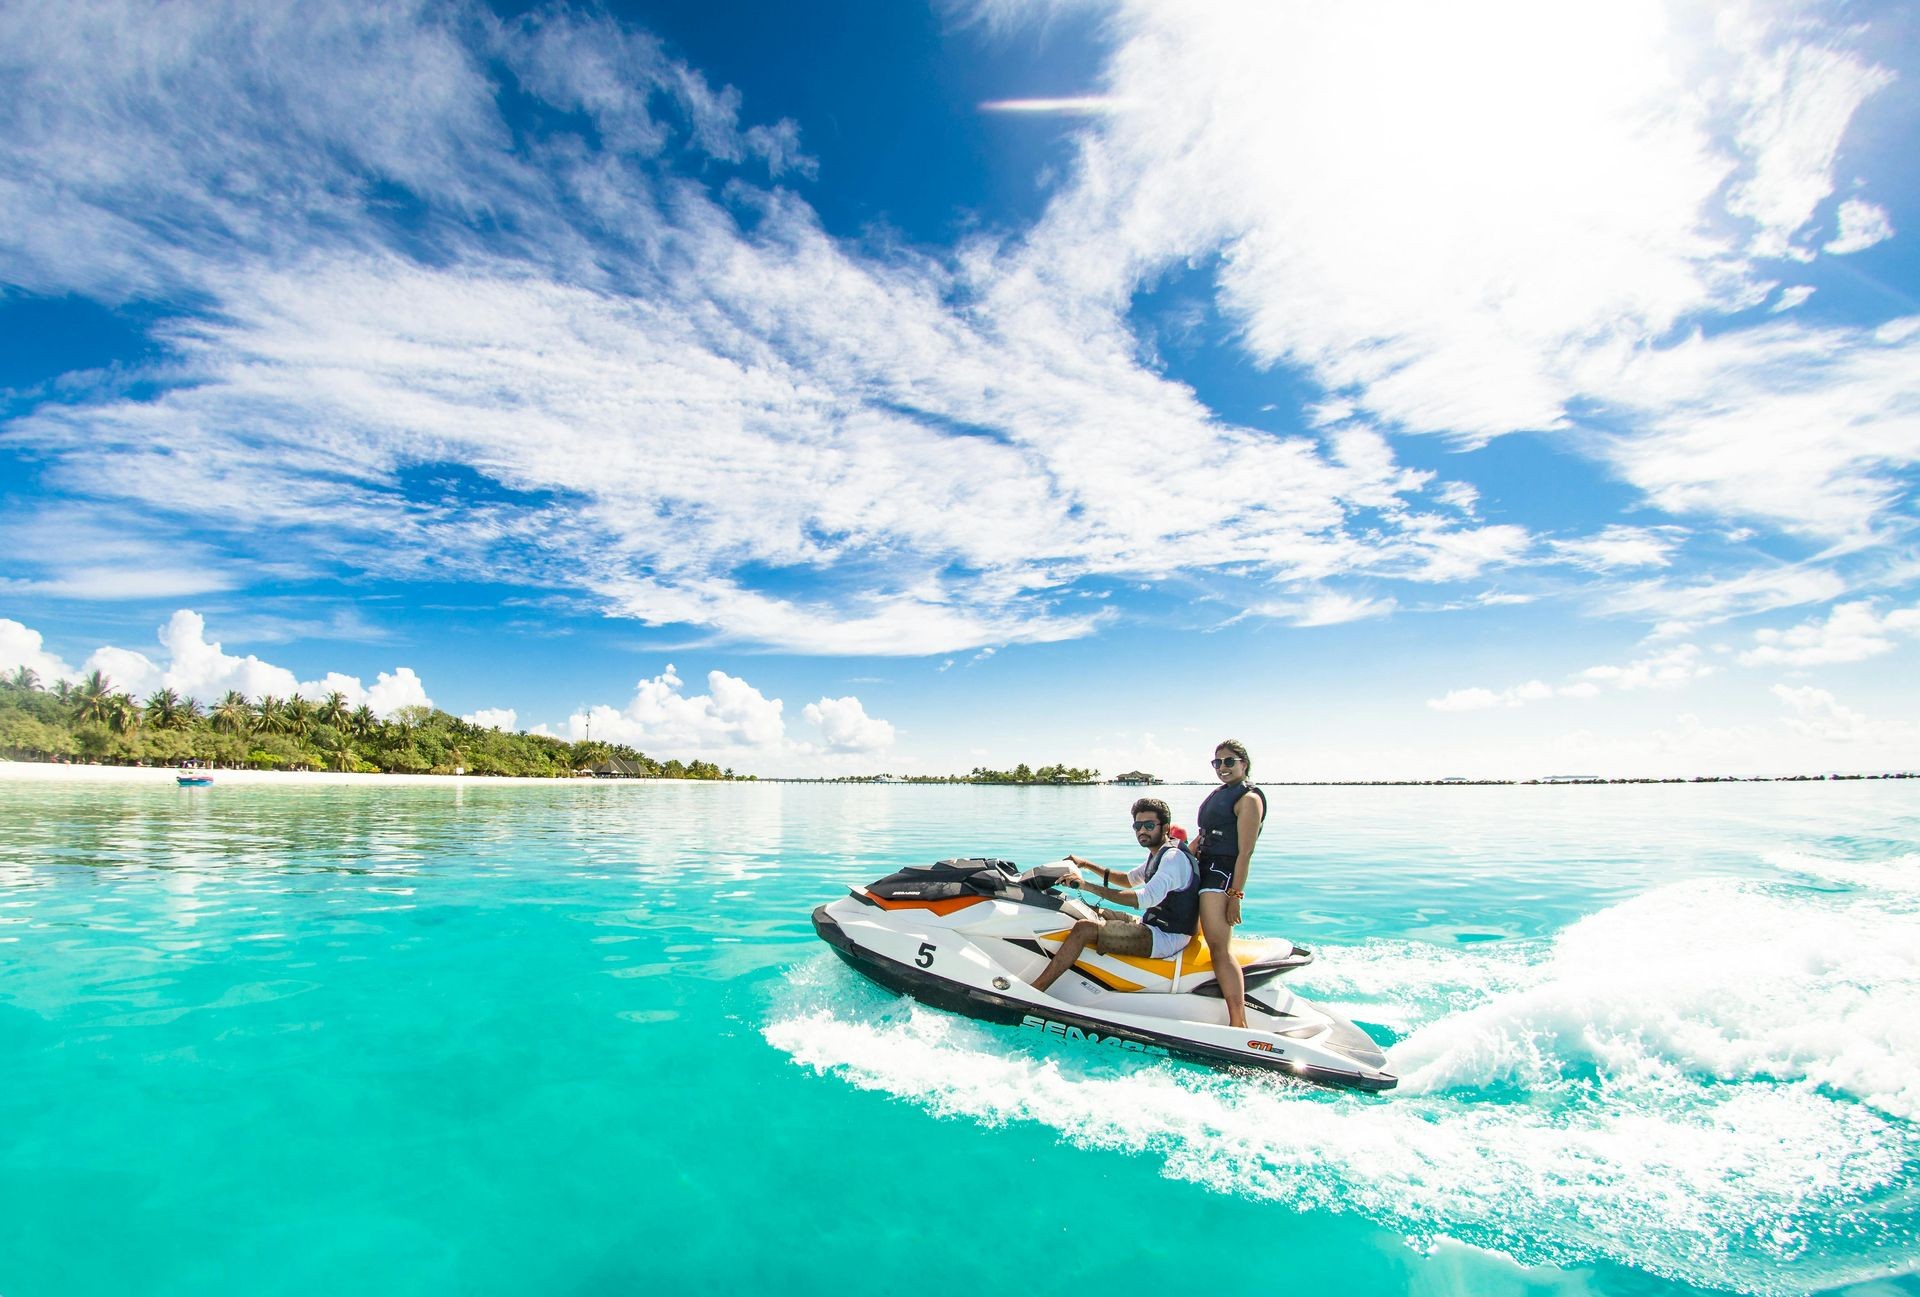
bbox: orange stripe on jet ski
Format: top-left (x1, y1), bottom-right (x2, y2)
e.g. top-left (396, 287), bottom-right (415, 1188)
top-left (859, 892), bottom-right (988, 915)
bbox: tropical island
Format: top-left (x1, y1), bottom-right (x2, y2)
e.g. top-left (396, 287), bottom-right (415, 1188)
top-left (0, 668), bottom-right (745, 779)
top-left (810, 763), bottom-right (1103, 784)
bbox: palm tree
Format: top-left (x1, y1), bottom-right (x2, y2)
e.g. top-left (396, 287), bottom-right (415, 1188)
top-left (52, 678), bottom-right (73, 706)
top-left (347, 704), bottom-right (377, 739)
top-left (106, 692), bottom-right (140, 736)
top-left (212, 691), bottom-right (253, 736)
top-left (7, 666), bottom-right (39, 693)
top-left (254, 695), bottom-right (289, 735)
top-left (182, 696), bottom-right (206, 724)
top-left (70, 670), bottom-right (116, 726)
top-left (285, 694), bottom-right (316, 741)
top-left (144, 687), bottom-right (186, 730)
top-left (318, 690), bottom-right (350, 730)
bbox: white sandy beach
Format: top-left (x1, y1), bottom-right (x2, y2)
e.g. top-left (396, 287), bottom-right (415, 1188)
top-left (0, 760), bottom-right (680, 788)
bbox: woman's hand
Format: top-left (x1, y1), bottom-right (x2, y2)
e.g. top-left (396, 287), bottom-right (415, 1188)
top-left (1226, 895), bottom-right (1242, 926)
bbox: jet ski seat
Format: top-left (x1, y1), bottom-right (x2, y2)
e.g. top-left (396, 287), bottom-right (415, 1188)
top-left (1108, 936), bottom-right (1304, 984)
top-left (1054, 934), bottom-right (1313, 993)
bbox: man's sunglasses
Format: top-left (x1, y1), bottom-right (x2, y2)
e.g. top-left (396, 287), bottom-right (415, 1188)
top-left (1211, 756), bottom-right (1240, 768)
top-left (1131, 819), bottom-right (1163, 832)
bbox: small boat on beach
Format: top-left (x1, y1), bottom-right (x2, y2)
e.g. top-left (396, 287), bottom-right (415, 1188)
top-left (175, 767), bottom-right (215, 787)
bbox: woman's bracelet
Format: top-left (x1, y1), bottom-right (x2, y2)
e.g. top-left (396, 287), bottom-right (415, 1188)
top-left (1226, 888), bottom-right (1245, 900)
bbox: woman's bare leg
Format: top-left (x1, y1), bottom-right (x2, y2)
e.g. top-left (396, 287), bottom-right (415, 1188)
top-left (1199, 893), bottom-right (1246, 1028)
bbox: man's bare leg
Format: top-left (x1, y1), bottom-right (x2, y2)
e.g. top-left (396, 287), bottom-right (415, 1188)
top-left (1031, 918), bottom-right (1102, 993)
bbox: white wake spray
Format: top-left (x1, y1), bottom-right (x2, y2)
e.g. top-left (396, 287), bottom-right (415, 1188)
top-left (764, 857), bottom-right (1920, 1295)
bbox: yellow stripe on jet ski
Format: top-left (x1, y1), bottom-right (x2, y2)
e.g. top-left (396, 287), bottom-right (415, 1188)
top-left (1069, 961), bottom-right (1145, 993)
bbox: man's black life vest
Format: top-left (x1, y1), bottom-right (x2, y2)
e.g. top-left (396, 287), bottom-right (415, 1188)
top-left (1139, 840), bottom-right (1201, 938)
top-left (1195, 781), bottom-right (1266, 861)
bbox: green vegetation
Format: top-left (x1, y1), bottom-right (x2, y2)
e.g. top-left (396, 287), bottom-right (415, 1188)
top-left (0, 667), bottom-right (745, 779)
top-left (821, 763), bottom-right (1101, 785)
top-left (965, 763), bottom-right (1099, 784)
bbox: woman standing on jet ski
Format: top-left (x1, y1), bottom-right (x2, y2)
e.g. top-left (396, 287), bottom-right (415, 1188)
top-left (1195, 739), bottom-right (1266, 1029)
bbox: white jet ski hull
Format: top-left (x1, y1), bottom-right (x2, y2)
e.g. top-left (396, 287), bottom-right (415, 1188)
top-left (812, 881), bottom-right (1396, 1092)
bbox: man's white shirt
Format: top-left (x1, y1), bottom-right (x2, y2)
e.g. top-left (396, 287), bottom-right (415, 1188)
top-left (1124, 847), bottom-right (1195, 960)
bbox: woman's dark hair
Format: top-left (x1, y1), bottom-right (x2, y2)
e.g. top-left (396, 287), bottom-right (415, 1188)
top-left (1130, 797), bottom-right (1172, 826)
top-left (1215, 738), bottom-right (1251, 774)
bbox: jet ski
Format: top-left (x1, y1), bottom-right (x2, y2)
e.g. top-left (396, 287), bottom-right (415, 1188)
top-left (811, 856), bottom-right (1396, 1092)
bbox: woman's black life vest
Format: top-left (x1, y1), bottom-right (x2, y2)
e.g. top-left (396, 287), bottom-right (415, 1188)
top-left (1195, 781), bottom-right (1265, 862)
top-left (1138, 840), bottom-right (1201, 937)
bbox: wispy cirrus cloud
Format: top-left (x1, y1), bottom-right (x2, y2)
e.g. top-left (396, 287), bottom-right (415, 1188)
top-left (0, 2), bottom-right (1536, 656)
top-left (0, 0), bottom-right (1911, 665)
top-left (987, 0), bottom-right (1912, 555)
top-left (1549, 525), bottom-right (1684, 572)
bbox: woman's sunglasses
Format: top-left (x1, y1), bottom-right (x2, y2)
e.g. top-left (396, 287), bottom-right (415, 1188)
top-left (1211, 756), bottom-right (1240, 768)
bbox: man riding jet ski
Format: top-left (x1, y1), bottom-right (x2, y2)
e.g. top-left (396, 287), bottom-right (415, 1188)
top-left (810, 813), bottom-right (1396, 1092)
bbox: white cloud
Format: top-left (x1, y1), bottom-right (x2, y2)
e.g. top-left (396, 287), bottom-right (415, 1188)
top-left (1825, 199), bottom-right (1895, 255)
top-left (0, 619), bottom-right (78, 683)
top-left (981, 0), bottom-right (1913, 566)
top-left (802, 696), bottom-right (896, 753)
top-left (1581, 318), bottom-right (1920, 540)
top-left (565, 664), bottom-right (785, 753)
top-left (1601, 564), bottom-right (1849, 625)
top-left (1083, 730), bottom-right (1190, 786)
top-left (1739, 600), bottom-right (1920, 668)
top-left (1429, 642), bottom-right (1713, 711)
top-left (0, 507), bottom-right (240, 601)
top-left (462, 707), bottom-right (518, 732)
top-left (364, 667), bottom-right (432, 716)
top-left (79, 645), bottom-right (165, 699)
top-left (46, 610), bottom-right (433, 716)
top-left (1001, 0), bottom-right (1891, 444)
top-left (557, 662), bottom-right (896, 772)
top-left (1580, 642), bottom-right (1714, 690)
top-left (0, 1), bottom-right (1600, 659)
top-left (1428, 680), bottom-right (1556, 712)
top-left (1550, 525), bottom-right (1683, 571)
top-left (0, 0), bottom-right (1909, 662)
top-left (1268, 592), bottom-right (1399, 628)
top-left (1772, 684), bottom-right (1869, 742)
top-left (140, 610), bottom-right (300, 701)
top-left (1723, 36), bottom-right (1893, 258)
top-left (1769, 284), bottom-right (1815, 312)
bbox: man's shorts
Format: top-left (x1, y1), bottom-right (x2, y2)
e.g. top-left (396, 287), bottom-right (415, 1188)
top-left (1091, 908), bottom-right (1155, 956)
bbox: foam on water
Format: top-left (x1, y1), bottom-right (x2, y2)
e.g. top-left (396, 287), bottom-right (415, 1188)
top-left (765, 857), bottom-right (1920, 1294)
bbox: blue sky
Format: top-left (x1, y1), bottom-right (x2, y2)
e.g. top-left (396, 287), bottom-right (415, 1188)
top-left (2, 0), bottom-right (1917, 779)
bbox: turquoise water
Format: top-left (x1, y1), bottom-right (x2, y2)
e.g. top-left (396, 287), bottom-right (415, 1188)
top-left (1, 778), bottom-right (1916, 1297)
